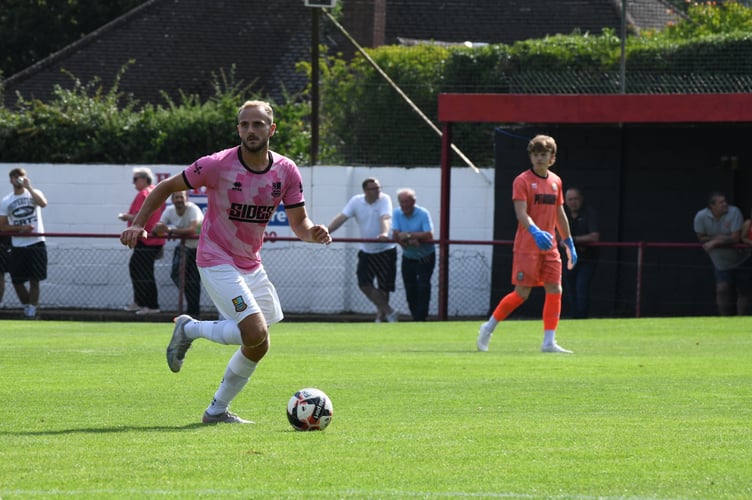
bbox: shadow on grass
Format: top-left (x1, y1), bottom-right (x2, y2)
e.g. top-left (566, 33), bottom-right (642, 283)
top-left (2, 423), bottom-right (208, 436)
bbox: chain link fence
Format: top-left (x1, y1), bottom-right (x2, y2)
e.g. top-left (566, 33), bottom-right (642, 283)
top-left (0, 235), bottom-right (492, 320)
top-left (0, 233), bottom-right (737, 320)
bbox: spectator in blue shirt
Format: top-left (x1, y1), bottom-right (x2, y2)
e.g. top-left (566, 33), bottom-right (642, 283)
top-left (392, 188), bottom-right (436, 321)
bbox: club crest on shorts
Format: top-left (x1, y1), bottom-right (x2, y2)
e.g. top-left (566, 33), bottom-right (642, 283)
top-left (232, 296), bottom-right (248, 312)
top-left (516, 271), bottom-right (525, 282)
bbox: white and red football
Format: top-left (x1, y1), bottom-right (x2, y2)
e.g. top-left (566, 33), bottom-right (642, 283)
top-left (286, 388), bottom-right (333, 431)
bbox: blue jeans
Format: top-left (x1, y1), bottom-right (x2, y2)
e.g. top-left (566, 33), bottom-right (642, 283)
top-left (563, 259), bottom-right (597, 319)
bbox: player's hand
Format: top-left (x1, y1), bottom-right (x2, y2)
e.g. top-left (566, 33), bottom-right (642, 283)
top-left (527, 223), bottom-right (554, 251)
top-left (311, 224), bottom-right (332, 245)
top-left (563, 236), bottom-right (578, 270)
top-left (120, 226), bottom-right (148, 248)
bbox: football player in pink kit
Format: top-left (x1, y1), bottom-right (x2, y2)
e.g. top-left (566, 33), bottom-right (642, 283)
top-left (120, 100), bottom-right (331, 424)
top-left (477, 135), bottom-right (578, 354)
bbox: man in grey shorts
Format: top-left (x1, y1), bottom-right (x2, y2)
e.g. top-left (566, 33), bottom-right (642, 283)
top-left (694, 191), bottom-right (752, 315)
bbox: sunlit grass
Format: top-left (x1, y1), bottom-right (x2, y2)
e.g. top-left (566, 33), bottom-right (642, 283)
top-left (0, 317), bottom-right (750, 498)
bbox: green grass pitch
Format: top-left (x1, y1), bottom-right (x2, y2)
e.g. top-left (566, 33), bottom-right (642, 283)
top-left (0, 317), bottom-right (750, 498)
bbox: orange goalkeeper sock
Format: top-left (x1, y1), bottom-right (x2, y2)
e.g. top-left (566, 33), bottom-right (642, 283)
top-left (492, 291), bottom-right (525, 322)
top-left (543, 293), bottom-right (562, 332)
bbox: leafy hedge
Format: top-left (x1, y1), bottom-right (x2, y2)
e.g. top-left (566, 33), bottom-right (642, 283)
top-left (0, 67), bottom-right (311, 165)
top-left (1, 2), bottom-right (751, 166)
top-left (317, 33), bottom-right (751, 165)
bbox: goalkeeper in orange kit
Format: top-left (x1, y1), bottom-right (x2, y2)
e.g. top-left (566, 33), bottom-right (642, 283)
top-left (477, 134), bottom-right (577, 353)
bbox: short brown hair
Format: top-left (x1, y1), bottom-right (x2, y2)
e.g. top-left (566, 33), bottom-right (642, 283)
top-left (9, 167), bottom-right (26, 178)
top-left (527, 135), bottom-right (557, 155)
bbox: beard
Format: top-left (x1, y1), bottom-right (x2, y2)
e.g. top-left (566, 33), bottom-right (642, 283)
top-left (241, 137), bottom-right (267, 153)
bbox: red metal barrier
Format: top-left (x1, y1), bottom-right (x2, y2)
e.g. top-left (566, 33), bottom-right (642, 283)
top-left (0, 232), bottom-right (742, 318)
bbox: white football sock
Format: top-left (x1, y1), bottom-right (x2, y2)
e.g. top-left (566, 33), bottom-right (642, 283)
top-left (543, 329), bottom-right (555, 345)
top-left (186, 319), bottom-right (243, 345)
top-left (206, 349), bottom-right (257, 415)
top-left (485, 317), bottom-right (499, 330)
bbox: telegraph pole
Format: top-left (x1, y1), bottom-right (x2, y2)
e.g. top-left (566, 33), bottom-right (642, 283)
top-left (304, 0), bottom-right (337, 165)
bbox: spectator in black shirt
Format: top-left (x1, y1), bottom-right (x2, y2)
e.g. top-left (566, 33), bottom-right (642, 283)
top-left (562, 187), bottom-right (599, 318)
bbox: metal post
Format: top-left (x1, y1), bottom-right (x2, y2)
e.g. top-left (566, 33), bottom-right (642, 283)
top-left (635, 242), bottom-right (644, 318)
top-left (438, 122), bottom-right (452, 320)
top-left (620, 0), bottom-right (627, 93)
top-left (311, 8), bottom-right (320, 165)
top-left (177, 240), bottom-right (186, 313)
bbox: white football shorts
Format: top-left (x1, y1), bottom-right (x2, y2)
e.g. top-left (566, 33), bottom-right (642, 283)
top-left (199, 264), bottom-right (283, 326)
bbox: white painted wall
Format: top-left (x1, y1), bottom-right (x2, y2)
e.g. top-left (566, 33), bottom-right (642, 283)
top-left (0, 163), bottom-right (496, 316)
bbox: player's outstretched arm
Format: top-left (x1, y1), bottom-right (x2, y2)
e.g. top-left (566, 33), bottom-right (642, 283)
top-left (287, 206), bottom-right (332, 245)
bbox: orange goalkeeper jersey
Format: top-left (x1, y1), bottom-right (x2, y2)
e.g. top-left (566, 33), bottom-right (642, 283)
top-left (512, 168), bottom-right (563, 254)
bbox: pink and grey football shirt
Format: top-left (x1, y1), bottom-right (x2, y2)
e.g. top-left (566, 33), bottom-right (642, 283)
top-left (183, 146), bottom-right (304, 272)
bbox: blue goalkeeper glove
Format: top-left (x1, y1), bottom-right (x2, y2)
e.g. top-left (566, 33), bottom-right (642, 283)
top-left (527, 223), bottom-right (554, 250)
top-left (562, 236), bottom-right (578, 268)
